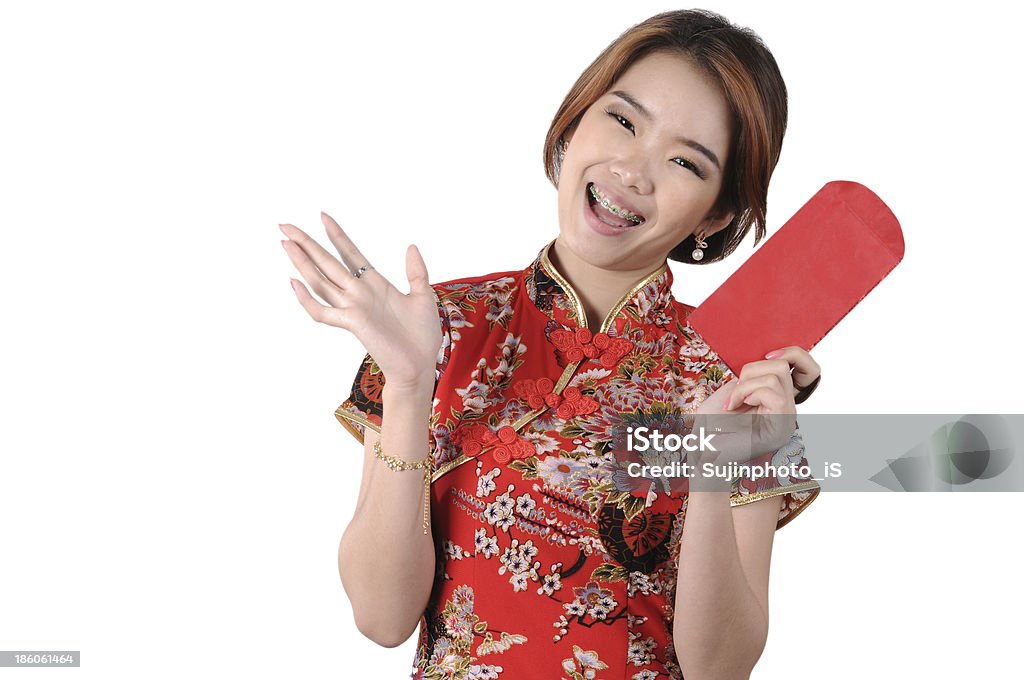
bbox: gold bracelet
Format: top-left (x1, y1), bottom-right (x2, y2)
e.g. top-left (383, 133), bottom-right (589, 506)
top-left (373, 439), bottom-right (433, 535)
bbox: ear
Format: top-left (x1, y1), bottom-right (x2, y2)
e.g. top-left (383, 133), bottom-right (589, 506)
top-left (700, 210), bottom-right (735, 239)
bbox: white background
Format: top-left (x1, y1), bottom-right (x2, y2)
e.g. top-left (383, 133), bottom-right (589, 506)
top-left (1, 1), bottom-right (1021, 677)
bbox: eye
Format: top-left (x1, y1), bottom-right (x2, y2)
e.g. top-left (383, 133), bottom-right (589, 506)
top-left (672, 157), bottom-right (707, 180)
top-left (605, 109), bottom-right (635, 134)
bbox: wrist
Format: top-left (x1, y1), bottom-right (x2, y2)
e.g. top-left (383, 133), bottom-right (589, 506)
top-left (382, 377), bottom-right (435, 401)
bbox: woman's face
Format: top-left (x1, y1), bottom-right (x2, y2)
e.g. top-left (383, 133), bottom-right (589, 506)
top-left (556, 51), bottom-right (734, 272)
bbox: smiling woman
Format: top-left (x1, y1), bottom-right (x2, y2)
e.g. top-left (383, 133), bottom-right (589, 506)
top-left (282, 8), bottom-right (821, 680)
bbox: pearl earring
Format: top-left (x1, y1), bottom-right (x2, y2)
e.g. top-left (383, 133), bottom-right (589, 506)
top-left (691, 231), bottom-right (708, 261)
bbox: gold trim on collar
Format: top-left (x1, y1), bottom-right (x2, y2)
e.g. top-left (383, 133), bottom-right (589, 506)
top-left (540, 241), bottom-right (587, 328)
top-left (540, 240), bottom-right (669, 335)
top-left (599, 263), bottom-right (668, 334)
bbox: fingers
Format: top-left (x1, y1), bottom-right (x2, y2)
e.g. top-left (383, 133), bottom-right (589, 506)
top-left (405, 244), bottom-right (432, 294)
top-left (725, 371), bottom-right (792, 412)
top-left (736, 358), bottom-right (794, 397)
top-left (765, 346), bottom-right (821, 390)
top-left (281, 239), bottom-right (345, 307)
top-left (320, 212), bottom-right (377, 279)
top-left (279, 221), bottom-right (356, 292)
top-left (288, 277), bottom-right (350, 328)
top-left (727, 383), bottom-right (791, 413)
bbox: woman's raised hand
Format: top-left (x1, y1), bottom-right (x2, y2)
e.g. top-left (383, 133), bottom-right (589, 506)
top-left (699, 346), bottom-right (821, 416)
top-left (693, 347), bottom-right (820, 465)
top-left (280, 212), bottom-right (442, 391)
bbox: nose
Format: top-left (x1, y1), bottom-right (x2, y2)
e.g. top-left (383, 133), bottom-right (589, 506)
top-left (610, 149), bottom-right (653, 194)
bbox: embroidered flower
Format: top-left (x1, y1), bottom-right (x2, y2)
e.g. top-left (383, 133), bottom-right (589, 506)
top-left (476, 467), bottom-right (500, 498)
top-left (426, 636), bottom-right (453, 667)
top-left (561, 645), bottom-right (609, 679)
top-left (475, 633), bottom-right (526, 658)
top-left (474, 528), bottom-right (499, 559)
top-left (483, 492), bottom-right (516, 531)
top-left (520, 538), bottom-right (539, 562)
top-left (485, 288), bottom-right (514, 328)
top-left (451, 584), bottom-right (474, 610)
top-left (509, 571), bottom-right (529, 592)
top-left (439, 298), bottom-right (472, 343)
top-left (565, 581), bottom-right (618, 621)
top-left (457, 376), bottom-right (494, 414)
top-left (626, 571), bottom-right (661, 597)
top-left (521, 430), bottom-right (559, 456)
top-left (445, 540), bottom-right (468, 561)
top-left (492, 493), bottom-right (514, 514)
top-left (482, 503), bottom-right (504, 526)
top-left (498, 539), bottom-right (541, 592)
top-left (467, 664), bottom-right (503, 680)
top-left (443, 606), bottom-right (475, 644)
top-left (626, 614), bottom-right (649, 629)
top-left (538, 570), bottom-right (562, 596)
top-left (441, 585), bottom-right (478, 646)
top-left (627, 631), bottom-right (658, 666)
top-left (569, 367), bottom-right (613, 386)
top-left (501, 546), bottom-right (528, 574)
top-left (515, 493), bottom-right (537, 517)
top-left (499, 396), bottom-right (531, 423)
top-left (535, 455), bottom-right (585, 488)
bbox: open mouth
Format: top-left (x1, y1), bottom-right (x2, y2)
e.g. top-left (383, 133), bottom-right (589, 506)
top-left (587, 183), bottom-right (645, 227)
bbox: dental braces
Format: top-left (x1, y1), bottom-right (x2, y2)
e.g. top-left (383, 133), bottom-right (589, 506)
top-left (589, 184), bottom-right (644, 223)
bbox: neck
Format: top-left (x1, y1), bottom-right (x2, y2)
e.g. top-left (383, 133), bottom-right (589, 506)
top-left (548, 239), bottom-right (666, 329)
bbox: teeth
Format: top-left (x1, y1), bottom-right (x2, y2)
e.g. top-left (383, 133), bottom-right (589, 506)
top-left (589, 184), bottom-right (643, 224)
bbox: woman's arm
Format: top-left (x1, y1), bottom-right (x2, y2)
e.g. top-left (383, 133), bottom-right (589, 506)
top-left (674, 349), bottom-right (815, 678)
top-left (338, 381), bottom-right (436, 648)
top-left (280, 213), bottom-right (444, 648)
top-left (673, 490), bottom-right (782, 680)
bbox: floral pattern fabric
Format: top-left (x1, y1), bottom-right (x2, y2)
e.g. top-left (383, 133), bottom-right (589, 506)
top-left (335, 242), bottom-right (820, 679)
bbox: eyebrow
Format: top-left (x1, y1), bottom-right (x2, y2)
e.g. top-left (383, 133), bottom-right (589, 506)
top-left (611, 90), bottom-right (722, 170)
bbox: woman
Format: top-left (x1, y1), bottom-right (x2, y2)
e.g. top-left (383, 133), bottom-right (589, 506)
top-left (282, 9), bottom-right (821, 679)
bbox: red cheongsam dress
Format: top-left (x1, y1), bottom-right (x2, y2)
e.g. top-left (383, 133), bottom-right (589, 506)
top-left (335, 242), bottom-right (820, 680)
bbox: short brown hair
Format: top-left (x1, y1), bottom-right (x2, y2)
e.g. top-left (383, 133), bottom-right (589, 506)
top-left (543, 9), bottom-right (788, 263)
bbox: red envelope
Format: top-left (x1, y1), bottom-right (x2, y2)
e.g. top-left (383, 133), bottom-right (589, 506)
top-left (687, 181), bottom-right (904, 374)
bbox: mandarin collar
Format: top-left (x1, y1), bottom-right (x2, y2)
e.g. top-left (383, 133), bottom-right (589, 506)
top-left (524, 241), bottom-right (675, 336)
